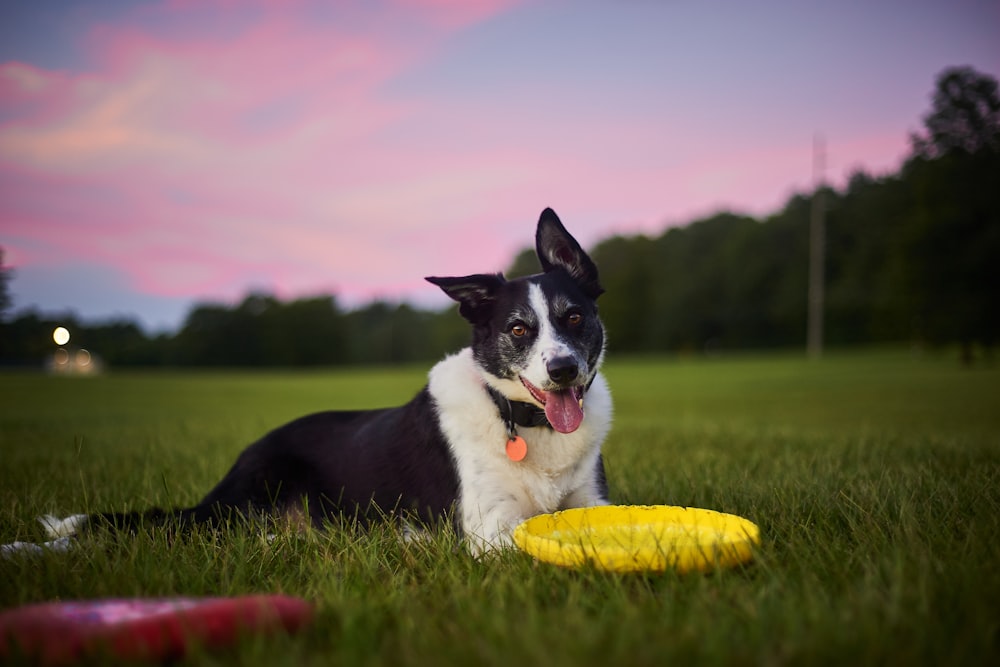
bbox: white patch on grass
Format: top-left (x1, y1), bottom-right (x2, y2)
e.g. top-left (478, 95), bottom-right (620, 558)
top-left (0, 536), bottom-right (74, 559)
top-left (40, 513), bottom-right (88, 538)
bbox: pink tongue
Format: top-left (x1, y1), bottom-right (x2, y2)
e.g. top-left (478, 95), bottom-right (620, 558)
top-left (544, 388), bottom-right (584, 434)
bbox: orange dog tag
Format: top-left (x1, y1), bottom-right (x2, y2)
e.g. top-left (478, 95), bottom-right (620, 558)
top-left (505, 436), bottom-right (528, 462)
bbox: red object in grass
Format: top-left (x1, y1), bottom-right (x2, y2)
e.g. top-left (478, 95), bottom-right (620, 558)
top-left (0, 595), bottom-right (313, 665)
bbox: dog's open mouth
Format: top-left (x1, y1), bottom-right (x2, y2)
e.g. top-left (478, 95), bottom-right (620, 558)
top-left (520, 377), bottom-right (585, 434)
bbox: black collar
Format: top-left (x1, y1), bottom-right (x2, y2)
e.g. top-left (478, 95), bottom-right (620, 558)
top-left (485, 385), bottom-right (552, 433)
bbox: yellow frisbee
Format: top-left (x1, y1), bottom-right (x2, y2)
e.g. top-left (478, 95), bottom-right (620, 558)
top-left (512, 505), bottom-right (760, 573)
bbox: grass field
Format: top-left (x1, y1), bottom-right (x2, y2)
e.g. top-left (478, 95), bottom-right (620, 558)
top-left (1, 349), bottom-right (998, 665)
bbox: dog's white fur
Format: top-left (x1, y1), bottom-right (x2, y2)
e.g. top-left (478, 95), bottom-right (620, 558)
top-left (431, 349), bottom-right (612, 553)
top-left (430, 284), bottom-right (612, 553)
top-left (41, 513), bottom-right (89, 538)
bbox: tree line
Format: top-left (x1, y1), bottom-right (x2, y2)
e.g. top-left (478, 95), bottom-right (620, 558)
top-left (1, 66), bottom-right (997, 367)
top-left (0, 295), bottom-right (470, 368)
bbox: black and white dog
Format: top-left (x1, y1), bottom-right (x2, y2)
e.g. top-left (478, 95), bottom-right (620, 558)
top-left (6, 208), bottom-right (612, 556)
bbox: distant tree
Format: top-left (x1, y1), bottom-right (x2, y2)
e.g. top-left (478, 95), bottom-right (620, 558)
top-left (83, 319), bottom-right (155, 365)
top-left (824, 170), bottom-right (911, 343)
top-left (669, 211), bottom-right (804, 351)
top-left (590, 234), bottom-right (656, 352)
top-left (169, 292), bottom-right (352, 366)
top-left (344, 301), bottom-right (439, 364)
top-left (274, 295), bottom-right (347, 365)
top-left (590, 210), bottom-right (809, 355)
top-left (0, 248), bottom-right (12, 319)
top-left (910, 66), bottom-right (1000, 158)
top-left (904, 66), bottom-right (1000, 362)
top-left (506, 248), bottom-right (540, 278)
top-left (172, 302), bottom-right (236, 365)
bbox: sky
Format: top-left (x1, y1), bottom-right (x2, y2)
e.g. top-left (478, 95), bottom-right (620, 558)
top-left (1, 0), bottom-right (998, 333)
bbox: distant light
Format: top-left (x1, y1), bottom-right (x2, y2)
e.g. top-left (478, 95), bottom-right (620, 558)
top-left (53, 327), bottom-right (70, 346)
top-left (77, 349), bottom-right (92, 367)
top-left (54, 348), bottom-right (70, 365)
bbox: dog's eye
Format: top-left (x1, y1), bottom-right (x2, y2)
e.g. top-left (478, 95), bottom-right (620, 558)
top-left (510, 323), bottom-right (528, 337)
top-left (567, 312), bottom-right (583, 327)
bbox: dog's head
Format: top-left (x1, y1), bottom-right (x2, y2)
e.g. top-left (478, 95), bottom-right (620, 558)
top-left (427, 208), bottom-right (605, 434)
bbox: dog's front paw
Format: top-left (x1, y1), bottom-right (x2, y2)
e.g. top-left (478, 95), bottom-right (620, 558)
top-left (1, 536), bottom-right (75, 559)
top-left (465, 522), bottom-right (521, 558)
top-left (39, 513), bottom-right (88, 538)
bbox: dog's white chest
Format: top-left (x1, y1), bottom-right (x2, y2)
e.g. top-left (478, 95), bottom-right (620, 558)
top-left (428, 349), bottom-right (612, 553)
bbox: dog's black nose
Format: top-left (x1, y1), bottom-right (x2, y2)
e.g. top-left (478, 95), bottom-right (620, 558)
top-left (547, 356), bottom-right (579, 385)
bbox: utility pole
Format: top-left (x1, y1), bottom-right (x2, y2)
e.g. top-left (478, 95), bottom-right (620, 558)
top-left (807, 133), bottom-right (826, 359)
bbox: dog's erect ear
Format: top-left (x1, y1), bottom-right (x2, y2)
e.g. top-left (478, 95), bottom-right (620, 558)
top-left (535, 208), bottom-right (604, 299)
top-left (426, 273), bottom-right (506, 324)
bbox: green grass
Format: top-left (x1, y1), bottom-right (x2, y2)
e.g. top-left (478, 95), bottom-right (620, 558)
top-left (1, 349), bottom-right (998, 665)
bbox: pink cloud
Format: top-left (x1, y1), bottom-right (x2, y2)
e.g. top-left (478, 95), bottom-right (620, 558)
top-left (392, 0), bottom-right (523, 28)
top-left (0, 1), bottom-right (529, 304)
top-left (0, 0), bottom-right (925, 324)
